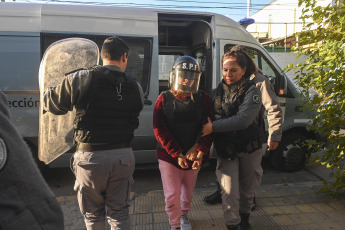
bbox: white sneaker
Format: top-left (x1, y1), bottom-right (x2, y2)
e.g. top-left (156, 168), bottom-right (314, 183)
top-left (180, 214), bottom-right (192, 230)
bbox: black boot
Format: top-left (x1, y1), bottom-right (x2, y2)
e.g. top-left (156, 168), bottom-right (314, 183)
top-left (204, 182), bottom-right (222, 204)
top-left (251, 194), bottom-right (256, 211)
top-left (240, 212), bottom-right (251, 230)
top-left (226, 224), bottom-right (239, 230)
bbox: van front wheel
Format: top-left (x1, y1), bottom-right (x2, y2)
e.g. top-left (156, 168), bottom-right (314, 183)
top-left (269, 132), bottom-right (310, 172)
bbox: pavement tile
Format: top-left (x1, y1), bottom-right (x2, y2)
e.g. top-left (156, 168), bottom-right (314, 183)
top-left (287, 213), bottom-right (314, 225)
top-left (278, 205), bottom-right (302, 214)
top-left (270, 214), bottom-right (295, 226)
top-left (262, 206), bottom-right (285, 215)
top-left (147, 190), bottom-right (164, 196)
top-left (135, 196), bottom-right (154, 213)
top-left (191, 218), bottom-right (227, 230)
top-left (318, 222), bottom-right (344, 230)
top-left (324, 210), bottom-right (345, 225)
top-left (191, 194), bottom-right (209, 211)
top-left (305, 212), bottom-right (331, 224)
top-left (207, 208), bottom-right (224, 219)
top-left (295, 194), bottom-right (322, 204)
top-left (250, 215), bottom-right (280, 228)
top-left (153, 212), bottom-right (168, 223)
top-left (131, 213), bottom-right (152, 225)
top-left (202, 203), bottom-right (222, 210)
top-left (310, 203), bottom-right (335, 212)
top-left (284, 196), bottom-right (306, 205)
top-left (327, 201), bottom-right (345, 210)
top-left (268, 197), bottom-right (290, 206)
top-left (251, 207), bottom-right (267, 216)
top-left (153, 222), bottom-right (170, 230)
top-left (295, 204), bottom-right (318, 213)
top-left (151, 195), bottom-right (165, 212)
top-left (256, 197), bottom-right (275, 207)
top-left (298, 223), bottom-right (323, 230)
top-left (132, 224), bottom-right (153, 230)
top-left (189, 209), bottom-right (210, 220)
top-left (279, 226), bottom-right (304, 230)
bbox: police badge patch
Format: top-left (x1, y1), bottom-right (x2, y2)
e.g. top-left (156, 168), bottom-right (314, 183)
top-left (253, 94), bottom-right (260, 104)
top-left (0, 138), bottom-right (7, 171)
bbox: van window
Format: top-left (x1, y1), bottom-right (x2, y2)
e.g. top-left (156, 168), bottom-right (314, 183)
top-left (41, 33), bottom-right (153, 95)
top-left (193, 48), bottom-right (208, 91)
top-left (0, 35), bottom-right (40, 90)
top-left (159, 54), bottom-right (180, 93)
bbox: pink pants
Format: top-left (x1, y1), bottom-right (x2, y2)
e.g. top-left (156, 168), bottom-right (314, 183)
top-left (158, 160), bottom-right (199, 228)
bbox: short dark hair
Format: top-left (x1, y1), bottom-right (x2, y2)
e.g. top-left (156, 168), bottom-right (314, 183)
top-left (101, 36), bottom-right (129, 61)
top-left (221, 50), bottom-right (257, 79)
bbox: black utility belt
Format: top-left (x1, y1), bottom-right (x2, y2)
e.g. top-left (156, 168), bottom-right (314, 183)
top-left (77, 142), bottom-right (131, 151)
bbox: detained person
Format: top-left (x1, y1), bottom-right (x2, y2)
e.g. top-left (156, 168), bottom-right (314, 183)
top-left (153, 56), bottom-right (214, 230)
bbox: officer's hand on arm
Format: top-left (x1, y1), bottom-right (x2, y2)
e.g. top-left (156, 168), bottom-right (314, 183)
top-left (202, 117), bottom-right (213, 137)
top-left (178, 155), bottom-right (189, 169)
top-left (192, 151), bottom-right (204, 170)
top-left (185, 143), bottom-right (198, 161)
top-left (268, 140), bottom-right (279, 151)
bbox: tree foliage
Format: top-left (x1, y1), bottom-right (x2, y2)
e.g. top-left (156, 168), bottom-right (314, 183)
top-left (290, 0), bottom-right (345, 196)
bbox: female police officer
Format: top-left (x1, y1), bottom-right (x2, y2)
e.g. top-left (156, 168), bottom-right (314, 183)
top-left (202, 50), bottom-right (265, 230)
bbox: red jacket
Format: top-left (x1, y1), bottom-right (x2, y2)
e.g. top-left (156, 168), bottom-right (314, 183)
top-left (153, 90), bottom-right (215, 169)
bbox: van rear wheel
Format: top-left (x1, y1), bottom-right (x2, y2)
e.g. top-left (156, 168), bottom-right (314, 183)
top-left (270, 132), bottom-right (310, 172)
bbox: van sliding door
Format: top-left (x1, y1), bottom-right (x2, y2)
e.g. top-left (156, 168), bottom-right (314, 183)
top-left (158, 14), bottom-right (213, 94)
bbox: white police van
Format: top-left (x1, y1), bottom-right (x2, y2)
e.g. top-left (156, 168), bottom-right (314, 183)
top-left (0, 2), bottom-right (317, 172)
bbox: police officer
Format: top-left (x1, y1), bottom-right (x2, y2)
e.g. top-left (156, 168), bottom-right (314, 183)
top-left (0, 90), bottom-right (64, 230)
top-left (203, 45), bottom-right (283, 210)
top-left (153, 56), bottom-right (214, 230)
top-left (43, 36), bottom-right (144, 230)
top-left (202, 50), bottom-right (265, 230)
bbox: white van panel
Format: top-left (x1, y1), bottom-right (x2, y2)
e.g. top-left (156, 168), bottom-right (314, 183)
top-left (214, 14), bottom-right (258, 45)
top-left (41, 4), bottom-right (158, 36)
top-left (0, 3), bottom-right (41, 32)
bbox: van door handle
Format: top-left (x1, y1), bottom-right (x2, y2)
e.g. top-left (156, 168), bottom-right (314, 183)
top-left (144, 99), bottom-right (152, 105)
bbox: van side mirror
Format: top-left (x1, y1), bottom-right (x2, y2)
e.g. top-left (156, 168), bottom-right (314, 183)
top-left (268, 75), bottom-right (287, 96)
top-left (275, 74), bottom-right (287, 96)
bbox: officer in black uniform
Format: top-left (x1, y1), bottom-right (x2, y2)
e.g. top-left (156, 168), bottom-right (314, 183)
top-left (202, 50), bottom-right (265, 230)
top-left (0, 90), bottom-right (64, 230)
top-left (203, 45), bottom-right (283, 211)
top-left (43, 36), bottom-right (144, 230)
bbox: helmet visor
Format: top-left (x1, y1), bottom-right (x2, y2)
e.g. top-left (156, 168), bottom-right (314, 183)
top-left (170, 69), bottom-right (201, 93)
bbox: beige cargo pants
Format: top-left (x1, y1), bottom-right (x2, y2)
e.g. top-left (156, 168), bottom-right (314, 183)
top-left (216, 148), bottom-right (263, 226)
top-left (71, 147), bottom-right (135, 230)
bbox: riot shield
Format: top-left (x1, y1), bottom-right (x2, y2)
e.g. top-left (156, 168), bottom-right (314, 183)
top-left (38, 38), bottom-right (99, 164)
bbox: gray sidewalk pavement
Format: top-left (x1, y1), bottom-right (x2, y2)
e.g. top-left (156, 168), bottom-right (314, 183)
top-left (58, 161), bottom-right (345, 230)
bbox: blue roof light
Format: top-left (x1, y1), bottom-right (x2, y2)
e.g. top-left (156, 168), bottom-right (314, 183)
top-left (239, 18), bottom-right (255, 25)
